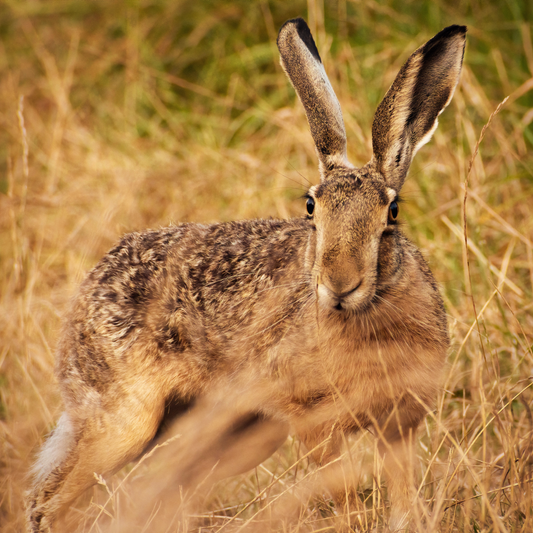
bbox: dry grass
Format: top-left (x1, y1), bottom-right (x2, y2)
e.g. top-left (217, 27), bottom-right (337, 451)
top-left (1, 0), bottom-right (533, 531)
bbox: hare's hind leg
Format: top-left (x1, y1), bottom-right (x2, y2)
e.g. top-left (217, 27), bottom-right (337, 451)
top-left (163, 411), bottom-right (290, 487)
top-left (26, 394), bottom-right (164, 532)
top-left (111, 410), bottom-right (289, 532)
top-left (26, 413), bottom-right (80, 532)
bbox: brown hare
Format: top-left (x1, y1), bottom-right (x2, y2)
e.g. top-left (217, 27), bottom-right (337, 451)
top-left (27, 18), bottom-right (466, 532)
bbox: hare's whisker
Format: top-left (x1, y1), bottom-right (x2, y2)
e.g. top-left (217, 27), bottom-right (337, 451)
top-left (281, 163), bottom-right (313, 188)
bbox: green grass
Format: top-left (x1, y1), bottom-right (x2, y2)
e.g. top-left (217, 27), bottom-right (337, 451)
top-left (1, 0), bottom-right (533, 531)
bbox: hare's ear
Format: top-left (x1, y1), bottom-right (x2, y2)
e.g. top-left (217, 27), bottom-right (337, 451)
top-left (372, 25), bottom-right (466, 191)
top-left (277, 18), bottom-right (353, 178)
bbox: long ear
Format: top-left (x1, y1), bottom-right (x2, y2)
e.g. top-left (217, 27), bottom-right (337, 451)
top-left (277, 18), bottom-right (353, 178)
top-left (372, 25), bottom-right (466, 191)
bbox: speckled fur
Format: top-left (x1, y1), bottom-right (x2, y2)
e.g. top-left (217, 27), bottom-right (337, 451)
top-left (27, 18), bottom-right (466, 532)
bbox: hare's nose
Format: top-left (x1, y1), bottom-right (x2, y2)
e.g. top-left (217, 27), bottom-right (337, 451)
top-left (322, 278), bottom-right (362, 300)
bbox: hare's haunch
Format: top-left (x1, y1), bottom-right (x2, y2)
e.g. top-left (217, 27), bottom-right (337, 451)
top-left (27, 18), bottom-right (466, 532)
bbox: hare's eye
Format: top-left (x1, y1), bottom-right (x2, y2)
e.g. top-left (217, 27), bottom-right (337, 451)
top-left (388, 201), bottom-right (399, 223)
top-left (306, 197), bottom-right (315, 216)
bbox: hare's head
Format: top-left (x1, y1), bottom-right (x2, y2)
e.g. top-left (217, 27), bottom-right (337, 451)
top-left (277, 19), bottom-right (466, 312)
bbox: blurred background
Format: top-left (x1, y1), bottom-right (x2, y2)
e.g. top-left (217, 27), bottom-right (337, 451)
top-left (1, 0), bottom-right (533, 531)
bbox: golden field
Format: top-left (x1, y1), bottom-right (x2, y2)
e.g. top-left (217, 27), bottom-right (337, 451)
top-left (1, 1), bottom-right (533, 531)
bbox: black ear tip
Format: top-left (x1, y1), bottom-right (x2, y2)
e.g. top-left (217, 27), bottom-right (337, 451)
top-left (421, 24), bottom-right (467, 57)
top-left (437, 24), bottom-right (468, 40)
top-left (277, 18), bottom-right (308, 43)
top-left (279, 17), bottom-right (307, 32)
top-left (277, 17), bottom-right (322, 63)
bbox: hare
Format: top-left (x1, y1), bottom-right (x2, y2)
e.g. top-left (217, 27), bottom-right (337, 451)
top-left (27, 18), bottom-right (466, 532)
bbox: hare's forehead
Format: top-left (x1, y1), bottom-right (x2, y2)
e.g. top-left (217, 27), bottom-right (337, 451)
top-left (311, 177), bottom-right (395, 209)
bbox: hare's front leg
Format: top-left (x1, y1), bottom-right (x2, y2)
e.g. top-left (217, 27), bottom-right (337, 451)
top-left (297, 423), bottom-right (365, 529)
top-left (376, 406), bottom-right (425, 532)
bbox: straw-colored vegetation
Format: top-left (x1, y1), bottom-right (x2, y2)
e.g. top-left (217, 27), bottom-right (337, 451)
top-left (1, 0), bottom-right (533, 531)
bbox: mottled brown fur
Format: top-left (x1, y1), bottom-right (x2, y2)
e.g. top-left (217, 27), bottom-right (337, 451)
top-left (27, 18), bottom-right (466, 532)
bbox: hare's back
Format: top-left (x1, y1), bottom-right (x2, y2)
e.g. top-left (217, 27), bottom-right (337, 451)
top-left (56, 218), bottom-right (311, 398)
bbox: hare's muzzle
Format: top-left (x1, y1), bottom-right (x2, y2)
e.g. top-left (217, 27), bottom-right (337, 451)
top-left (318, 277), bottom-right (363, 311)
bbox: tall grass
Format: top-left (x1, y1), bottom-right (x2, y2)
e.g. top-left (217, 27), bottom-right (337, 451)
top-left (1, 0), bottom-right (533, 531)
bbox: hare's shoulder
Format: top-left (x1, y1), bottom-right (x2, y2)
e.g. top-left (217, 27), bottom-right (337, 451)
top-left (170, 217), bottom-right (311, 286)
top-left (156, 217), bottom-right (312, 332)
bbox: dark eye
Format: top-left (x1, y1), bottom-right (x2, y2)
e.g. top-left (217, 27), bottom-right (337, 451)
top-left (306, 197), bottom-right (315, 216)
top-left (388, 201), bottom-right (399, 223)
